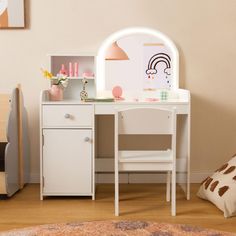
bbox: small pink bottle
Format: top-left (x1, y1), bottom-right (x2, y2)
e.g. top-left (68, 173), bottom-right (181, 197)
top-left (59, 64), bottom-right (68, 76)
top-left (69, 62), bottom-right (73, 77)
top-left (74, 62), bottom-right (79, 77)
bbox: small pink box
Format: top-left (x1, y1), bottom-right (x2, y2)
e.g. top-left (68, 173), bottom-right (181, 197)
top-left (82, 71), bottom-right (94, 78)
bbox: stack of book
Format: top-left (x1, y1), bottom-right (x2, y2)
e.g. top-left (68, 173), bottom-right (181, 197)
top-left (84, 98), bottom-right (115, 102)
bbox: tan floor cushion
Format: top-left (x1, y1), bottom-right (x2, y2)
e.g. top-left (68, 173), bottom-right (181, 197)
top-left (197, 155), bottom-right (236, 218)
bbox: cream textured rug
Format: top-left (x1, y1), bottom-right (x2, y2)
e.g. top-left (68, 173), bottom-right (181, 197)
top-left (0, 221), bottom-right (235, 236)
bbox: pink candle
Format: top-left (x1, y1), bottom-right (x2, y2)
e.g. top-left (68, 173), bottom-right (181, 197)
top-left (74, 62), bottom-right (78, 77)
top-left (69, 62), bottom-right (73, 77)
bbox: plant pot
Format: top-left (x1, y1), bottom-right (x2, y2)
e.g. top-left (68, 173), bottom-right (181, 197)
top-left (49, 85), bottom-right (63, 101)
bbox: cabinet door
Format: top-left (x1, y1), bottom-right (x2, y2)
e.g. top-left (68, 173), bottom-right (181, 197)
top-left (43, 129), bottom-right (92, 195)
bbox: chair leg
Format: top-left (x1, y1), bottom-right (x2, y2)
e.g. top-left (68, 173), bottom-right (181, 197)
top-left (166, 171), bottom-right (171, 202)
top-left (115, 167), bottom-right (119, 216)
top-left (171, 169), bottom-right (176, 216)
top-left (114, 145), bottom-right (119, 216)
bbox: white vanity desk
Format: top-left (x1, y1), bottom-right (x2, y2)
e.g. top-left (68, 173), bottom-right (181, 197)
top-left (40, 27), bottom-right (191, 203)
top-left (40, 89), bottom-right (190, 201)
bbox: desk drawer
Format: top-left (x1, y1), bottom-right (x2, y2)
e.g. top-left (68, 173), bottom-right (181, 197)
top-left (42, 105), bottom-right (93, 127)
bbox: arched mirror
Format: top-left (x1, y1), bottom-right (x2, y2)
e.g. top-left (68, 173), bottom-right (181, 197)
top-left (96, 27), bottom-right (179, 99)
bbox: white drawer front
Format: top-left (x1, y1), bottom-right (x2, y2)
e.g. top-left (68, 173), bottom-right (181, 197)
top-left (42, 105), bottom-right (93, 127)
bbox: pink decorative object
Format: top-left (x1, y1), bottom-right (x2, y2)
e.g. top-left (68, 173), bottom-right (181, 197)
top-left (69, 62), bottom-right (73, 77)
top-left (59, 64), bottom-right (68, 76)
top-left (105, 41), bottom-right (129, 60)
top-left (112, 86), bottom-right (124, 100)
top-left (74, 62), bottom-right (78, 77)
top-left (82, 71), bottom-right (94, 78)
top-left (49, 85), bottom-right (63, 101)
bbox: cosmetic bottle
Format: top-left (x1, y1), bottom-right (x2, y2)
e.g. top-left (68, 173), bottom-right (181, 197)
top-left (59, 64), bottom-right (68, 76)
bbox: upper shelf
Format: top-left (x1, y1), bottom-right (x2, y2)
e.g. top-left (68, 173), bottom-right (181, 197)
top-left (49, 55), bottom-right (95, 79)
top-left (51, 76), bottom-right (95, 80)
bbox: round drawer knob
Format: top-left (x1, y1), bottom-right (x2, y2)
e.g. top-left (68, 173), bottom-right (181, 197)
top-left (64, 113), bottom-right (70, 119)
top-left (84, 137), bottom-right (90, 142)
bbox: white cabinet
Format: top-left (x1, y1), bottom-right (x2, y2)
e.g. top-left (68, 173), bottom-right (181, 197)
top-left (40, 103), bottom-right (95, 200)
top-left (42, 129), bottom-right (92, 195)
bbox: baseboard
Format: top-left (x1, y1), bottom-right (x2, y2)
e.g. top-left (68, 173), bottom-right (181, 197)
top-left (96, 171), bottom-right (213, 184)
top-left (29, 173), bottom-right (40, 183)
top-left (190, 171), bottom-right (213, 183)
top-left (29, 171), bottom-right (213, 184)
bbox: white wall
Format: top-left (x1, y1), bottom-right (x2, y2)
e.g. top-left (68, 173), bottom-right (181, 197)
top-left (0, 0), bottom-right (236, 182)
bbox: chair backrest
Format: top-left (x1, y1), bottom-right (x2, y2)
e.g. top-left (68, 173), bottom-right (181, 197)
top-left (117, 107), bottom-right (176, 135)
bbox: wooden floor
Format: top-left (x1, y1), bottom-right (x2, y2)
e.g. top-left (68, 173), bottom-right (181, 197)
top-left (0, 184), bottom-right (236, 233)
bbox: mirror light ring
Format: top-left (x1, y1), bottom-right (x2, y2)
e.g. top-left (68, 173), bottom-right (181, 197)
top-left (96, 27), bottom-right (179, 94)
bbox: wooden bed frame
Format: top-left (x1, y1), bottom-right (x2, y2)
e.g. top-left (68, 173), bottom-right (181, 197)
top-left (0, 85), bottom-right (30, 197)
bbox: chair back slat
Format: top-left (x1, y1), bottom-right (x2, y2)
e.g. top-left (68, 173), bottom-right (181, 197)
top-left (118, 108), bottom-right (174, 135)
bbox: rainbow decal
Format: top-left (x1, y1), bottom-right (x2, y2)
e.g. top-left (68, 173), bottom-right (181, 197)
top-left (146, 53), bottom-right (171, 76)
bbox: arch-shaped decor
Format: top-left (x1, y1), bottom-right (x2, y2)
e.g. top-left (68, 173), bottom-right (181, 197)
top-left (96, 27), bottom-right (179, 96)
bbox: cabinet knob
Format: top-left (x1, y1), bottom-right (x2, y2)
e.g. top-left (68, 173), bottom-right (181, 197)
top-left (64, 113), bottom-right (70, 119)
top-left (84, 137), bottom-right (90, 142)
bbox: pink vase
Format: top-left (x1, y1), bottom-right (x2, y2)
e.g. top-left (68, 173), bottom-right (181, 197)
top-left (49, 85), bottom-right (63, 101)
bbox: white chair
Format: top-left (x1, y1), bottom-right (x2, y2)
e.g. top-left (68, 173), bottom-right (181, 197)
top-left (114, 107), bottom-right (177, 216)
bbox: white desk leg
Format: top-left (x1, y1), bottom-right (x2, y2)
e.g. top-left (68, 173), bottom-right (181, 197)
top-left (114, 112), bottom-right (119, 216)
top-left (171, 168), bottom-right (176, 216)
top-left (187, 114), bottom-right (191, 200)
top-left (166, 171), bottom-right (171, 202)
top-left (177, 114), bottom-right (190, 200)
top-left (92, 108), bottom-right (96, 200)
top-left (115, 162), bottom-right (119, 216)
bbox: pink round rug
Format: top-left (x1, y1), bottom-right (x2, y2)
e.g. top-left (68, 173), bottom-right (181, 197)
top-left (0, 221), bottom-right (235, 236)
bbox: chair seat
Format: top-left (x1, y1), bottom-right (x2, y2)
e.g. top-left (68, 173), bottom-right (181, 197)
top-left (119, 150), bottom-right (173, 163)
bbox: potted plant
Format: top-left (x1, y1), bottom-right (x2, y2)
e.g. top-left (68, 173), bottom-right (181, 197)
top-left (41, 69), bottom-right (68, 101)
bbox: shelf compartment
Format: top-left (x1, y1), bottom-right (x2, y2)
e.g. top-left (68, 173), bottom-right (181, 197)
top-left (50, 55), bottom-right (95, 78)
top-left (51, 76), bottom-right (95, 80)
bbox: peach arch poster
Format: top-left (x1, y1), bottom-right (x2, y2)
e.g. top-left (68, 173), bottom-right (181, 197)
top-left (0, 0), bottom-right (24, 28)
